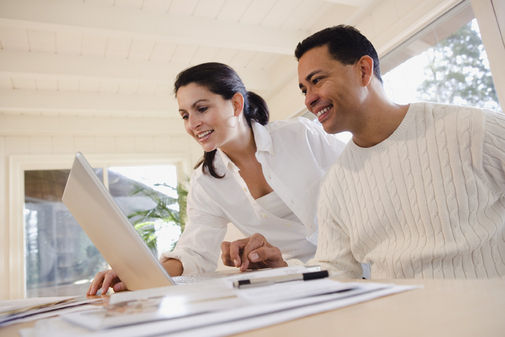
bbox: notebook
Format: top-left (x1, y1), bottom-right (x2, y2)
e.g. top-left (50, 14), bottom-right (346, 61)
top-left (62, 152), bottom-right (175, 290)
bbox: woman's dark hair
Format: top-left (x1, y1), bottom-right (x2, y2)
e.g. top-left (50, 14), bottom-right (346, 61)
top-left (295, 25), bottom-right (382, 83)
top-left (174, 62), bottom-right (269, 178)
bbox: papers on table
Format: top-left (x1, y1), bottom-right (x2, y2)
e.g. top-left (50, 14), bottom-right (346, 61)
top-left (18, 277), bottom-right (418, 337)
top-left (107, 265), bottom-right (322, 305)
top-left (0, 296), bottom-right (102, 327)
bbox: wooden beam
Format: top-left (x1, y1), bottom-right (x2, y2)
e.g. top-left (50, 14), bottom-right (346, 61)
top-left (0, 51), bottom-right (273, 92)
top-left (0, 112), bottom-right (185, 136)
top-left (0, 88), bottom-right (177, 117)
top-left (0, 0), bottom-right (306, 55)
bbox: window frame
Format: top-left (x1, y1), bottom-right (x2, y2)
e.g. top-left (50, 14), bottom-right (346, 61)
top-left (6, 153), bottom-right (187, 298)
top-left (471, 0), bottom-right (505, 107)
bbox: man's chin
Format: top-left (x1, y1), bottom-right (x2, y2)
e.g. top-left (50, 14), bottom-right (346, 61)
top-left (322, 122), bottom-right (341, 135)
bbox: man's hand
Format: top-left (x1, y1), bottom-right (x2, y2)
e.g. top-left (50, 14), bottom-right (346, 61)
top-left (221, 233), bottom-right (287, 272)
top-left (87, 269), bottom-right (127, 296)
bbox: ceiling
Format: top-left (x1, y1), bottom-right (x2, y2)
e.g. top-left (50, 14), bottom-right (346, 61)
top-left (0, 0), bottom-right (377, 120)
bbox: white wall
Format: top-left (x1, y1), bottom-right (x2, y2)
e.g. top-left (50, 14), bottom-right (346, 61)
top-left (0, 136), bottom-right (7, 299)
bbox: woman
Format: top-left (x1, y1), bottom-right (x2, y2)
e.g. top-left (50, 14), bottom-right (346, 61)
top-left (88, 62), bottom-right (344, 295)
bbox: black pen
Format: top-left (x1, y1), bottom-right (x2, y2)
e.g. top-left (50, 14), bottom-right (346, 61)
top-left (233, 270), bottom-right (329, 288)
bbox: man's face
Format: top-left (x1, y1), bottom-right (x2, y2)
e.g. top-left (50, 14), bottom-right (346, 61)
top-left (297, 45), bottom-right (364, 134)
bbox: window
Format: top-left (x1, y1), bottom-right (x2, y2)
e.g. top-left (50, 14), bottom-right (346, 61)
top-left (382, 2), bottom-right (500, 112)
top-left (24, 164), bottom-right (180, 297)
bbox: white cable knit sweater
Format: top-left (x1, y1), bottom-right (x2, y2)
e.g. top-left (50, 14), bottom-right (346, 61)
top-left (315, 102), bottom-right (505, 279)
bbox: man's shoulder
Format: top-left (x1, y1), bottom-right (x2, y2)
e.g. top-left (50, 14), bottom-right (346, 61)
top-left (410, 102), bottom-right (491, 131)
top-left (416, 102), bottom-right (487, 116)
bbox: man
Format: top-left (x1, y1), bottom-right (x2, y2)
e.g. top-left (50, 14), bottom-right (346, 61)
top-left (296, 25), bottom-right (505, 279)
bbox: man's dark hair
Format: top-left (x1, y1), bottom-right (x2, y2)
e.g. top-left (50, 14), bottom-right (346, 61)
top-left (295, 25), bottom-right (382, 83)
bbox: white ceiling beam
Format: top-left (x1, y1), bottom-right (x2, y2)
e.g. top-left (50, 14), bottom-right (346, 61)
top-left (0, 88), bottom-right (178, 117)
top-left (322, 0), bottom-right (368, 6)
top-left (0, 51), bottom-right (273, 92)
top-left (0, 112), bottom-right (184, 136)
top-left (0, 0), bottom-right (305, 55)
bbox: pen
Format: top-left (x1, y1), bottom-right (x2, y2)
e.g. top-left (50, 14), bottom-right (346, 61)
top-left (233, 270), bottom-right (329, 288)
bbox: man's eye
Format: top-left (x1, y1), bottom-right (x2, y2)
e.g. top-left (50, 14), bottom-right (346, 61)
top-left (312, 77), bottom-right (321, 85)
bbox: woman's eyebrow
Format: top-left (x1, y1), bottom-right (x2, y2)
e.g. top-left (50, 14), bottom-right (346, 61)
top-left (191, 99), bottom-right (209, 108)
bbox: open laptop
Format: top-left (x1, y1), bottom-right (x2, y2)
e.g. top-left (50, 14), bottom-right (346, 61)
top-left (62, 152), bottom-right (175, 290)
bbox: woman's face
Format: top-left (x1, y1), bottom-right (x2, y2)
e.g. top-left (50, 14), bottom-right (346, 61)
top-left (177, 83), bottom-right (242, 152)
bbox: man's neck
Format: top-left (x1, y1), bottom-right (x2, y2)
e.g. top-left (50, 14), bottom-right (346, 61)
top-left (352, 98), bottom-right (409, 148)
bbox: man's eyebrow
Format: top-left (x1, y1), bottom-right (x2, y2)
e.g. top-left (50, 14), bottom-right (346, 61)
top-left (305, 70), bottom-right (322, 83)
top-left (299, 70), bottom-right (323, 89)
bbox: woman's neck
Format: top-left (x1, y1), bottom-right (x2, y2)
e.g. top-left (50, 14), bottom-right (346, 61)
top-left (220, 123), bottom-right (257, 168)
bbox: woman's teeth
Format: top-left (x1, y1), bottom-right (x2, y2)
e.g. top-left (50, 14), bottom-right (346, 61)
top-left (197, 130), bottom-right (213, 139)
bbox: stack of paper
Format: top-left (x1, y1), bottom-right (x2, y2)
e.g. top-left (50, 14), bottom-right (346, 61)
top-left (0, 296), bottom-right (102, 327)
top-left (18, 274), bottom-right (417, 337)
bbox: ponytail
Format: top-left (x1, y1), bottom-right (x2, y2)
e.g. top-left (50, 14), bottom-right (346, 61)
top-left (244, 91), bottom-right (269, 127)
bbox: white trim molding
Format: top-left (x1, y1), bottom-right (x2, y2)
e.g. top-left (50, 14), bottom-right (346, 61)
top-left (471, 0), bottom-right (505, 108)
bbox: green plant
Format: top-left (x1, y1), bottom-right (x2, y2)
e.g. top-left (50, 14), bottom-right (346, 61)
top-left (127, 182), bottom-right (187, 253)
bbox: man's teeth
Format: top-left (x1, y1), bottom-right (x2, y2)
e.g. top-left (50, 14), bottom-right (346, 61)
top-left (316, 106), bottom-right (330, 118)
top-left (197, 130), bottom-right (213, 139)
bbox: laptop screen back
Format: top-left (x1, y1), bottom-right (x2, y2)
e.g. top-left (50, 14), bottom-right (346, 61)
top-left (62, 152), bottom-right (174, 290)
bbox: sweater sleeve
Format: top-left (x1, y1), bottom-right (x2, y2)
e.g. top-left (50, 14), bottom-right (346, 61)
top-left (309, 169), bottom-right (362, 278)
top-left (482, 110), bottom-right (505, 196)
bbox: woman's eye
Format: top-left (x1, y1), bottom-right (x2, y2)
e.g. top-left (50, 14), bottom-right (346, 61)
top-left (181, 114), bottom-right (188, 120)
top-left (197, 106), bottom-right (208, 113)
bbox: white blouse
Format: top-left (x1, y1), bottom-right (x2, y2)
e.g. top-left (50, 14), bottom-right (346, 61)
top-left (161, 117), bottom-right (345, 275)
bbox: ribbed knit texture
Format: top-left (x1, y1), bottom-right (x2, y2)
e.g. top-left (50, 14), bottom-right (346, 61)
top-left (315, 103), bottom-right (505, 279)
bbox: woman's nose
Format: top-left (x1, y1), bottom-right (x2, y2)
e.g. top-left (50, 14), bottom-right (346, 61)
top-left (188, 114), bottom-right (202, 130)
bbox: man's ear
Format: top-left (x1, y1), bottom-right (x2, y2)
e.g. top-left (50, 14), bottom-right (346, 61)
top-left (357, 55), bottom-right (374, 86)
top-left (231, 92), bottom-right (244, 117)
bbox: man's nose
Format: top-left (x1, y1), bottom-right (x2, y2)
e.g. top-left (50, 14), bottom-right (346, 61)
top-left (304, 88), bottom-right (319, 111)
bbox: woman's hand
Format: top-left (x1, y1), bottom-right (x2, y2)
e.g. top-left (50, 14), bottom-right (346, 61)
top-left (221, 233), bottom-right (287, 272)
top-left (87, 269), bottom-right (127, 296)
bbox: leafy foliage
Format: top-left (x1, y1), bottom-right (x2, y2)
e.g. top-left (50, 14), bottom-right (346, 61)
top-left (127, 182), bottom-right (187, 253)
top-left (418, 21), bottom-right (499, 111)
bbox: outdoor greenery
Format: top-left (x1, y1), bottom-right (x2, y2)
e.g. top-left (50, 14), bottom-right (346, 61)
top-left (418, 20), bottom-right (500, 111)
top-left (127, 182), bottom-right (187, 254)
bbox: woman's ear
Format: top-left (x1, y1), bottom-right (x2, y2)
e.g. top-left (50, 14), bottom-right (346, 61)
top-left (357, 55), bottom-right (374, 86)
top-left (231, 92), bottom-right (244, 117)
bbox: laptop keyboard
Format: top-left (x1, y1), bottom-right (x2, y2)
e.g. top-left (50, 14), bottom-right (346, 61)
top-left (172, 274), bottom-right (214, 285)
